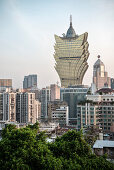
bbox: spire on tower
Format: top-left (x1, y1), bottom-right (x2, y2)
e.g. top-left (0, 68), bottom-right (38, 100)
top-left (66, 15), bottom-right (76, 38)
top-left (70, 15), bottom-right (72, 26)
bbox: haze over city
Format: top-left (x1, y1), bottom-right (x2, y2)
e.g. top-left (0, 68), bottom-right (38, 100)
top-left (0, 0), bottom-right (114, 88)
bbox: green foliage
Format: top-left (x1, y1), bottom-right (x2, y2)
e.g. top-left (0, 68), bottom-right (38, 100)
top-left (27, 121), bottom-right (39, 131)
top-left (49, 130), bottom-right (92, 159)
top-left (0, 124), bottom-right (113, 170)
top-left (84, 126), bottom-right (100, 147)
top-left (1, 124), bottom-right (16, 138)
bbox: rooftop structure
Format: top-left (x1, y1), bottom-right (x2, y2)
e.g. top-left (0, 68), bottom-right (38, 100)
top-left (93, 140), bottom-right (114, 149)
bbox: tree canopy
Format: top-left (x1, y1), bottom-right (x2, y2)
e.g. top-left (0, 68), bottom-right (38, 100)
top-left (0, 123), bottom-right (113, 170)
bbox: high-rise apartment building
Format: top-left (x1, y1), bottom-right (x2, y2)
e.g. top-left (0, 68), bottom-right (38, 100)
top-left (93, 55), bottom-right (111, 90)
top-left (0, 93), bottom-right (3, 120)
top-left (50, 84), bottom-right (60, 101)
top-left (54, 16), bottom-right (89, 87)
top-left (111, 78), bottom-right (114, 90)
top-left (23, 75), bottom-right (37, 89)
top-left (0, 92), bottom-right (16, 122)
top-left (16, 92), bottom-right (41, 124)
top-left (0, 90), bottom-right (41, 124)
top-left (41, 87), bottom-right (51, 118)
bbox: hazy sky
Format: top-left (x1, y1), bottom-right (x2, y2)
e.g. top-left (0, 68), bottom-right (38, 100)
top-left (0, 0), bottom-right (114, 89)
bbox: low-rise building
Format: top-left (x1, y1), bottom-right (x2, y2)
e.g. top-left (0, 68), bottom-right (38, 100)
top-left (51, 106), bottom-right (69, 127)
top-left (93, 140), bottom-right (114, 159)
top-left (39, 122), bottom-right (59, 133)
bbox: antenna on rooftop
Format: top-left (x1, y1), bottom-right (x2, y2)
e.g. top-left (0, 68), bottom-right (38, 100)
top-left (70, 15), bottom-right (72, 26)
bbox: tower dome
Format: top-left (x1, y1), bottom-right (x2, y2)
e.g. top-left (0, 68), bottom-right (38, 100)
top-left (94, 55), bottom-right (104, 67)
top-left (66, 15), bottom-right (76, 38)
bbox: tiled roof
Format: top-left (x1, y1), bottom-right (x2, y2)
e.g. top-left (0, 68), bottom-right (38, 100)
top-left (93, 140), bottom-right (114, 149)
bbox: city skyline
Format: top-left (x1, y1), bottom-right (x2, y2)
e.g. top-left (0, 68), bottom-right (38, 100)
top-left (0, 0), bottom-right (114, 89)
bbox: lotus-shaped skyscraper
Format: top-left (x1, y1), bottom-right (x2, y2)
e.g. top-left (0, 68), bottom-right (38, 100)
top-left (54, 16), bottom-right (89, 87)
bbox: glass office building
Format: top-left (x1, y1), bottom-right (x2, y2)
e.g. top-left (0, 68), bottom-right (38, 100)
top-left (54, 16), bottom-right (89, 87)
top-left (60, 86), bottom-right (89, 125)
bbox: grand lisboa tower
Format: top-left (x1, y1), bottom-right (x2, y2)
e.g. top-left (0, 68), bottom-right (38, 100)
top-left (54, 16), bottom-right (89, 87)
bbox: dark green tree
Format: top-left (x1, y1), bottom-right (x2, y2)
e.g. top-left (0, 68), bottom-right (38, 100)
top-left (0, 123), bottom-right (113, 170)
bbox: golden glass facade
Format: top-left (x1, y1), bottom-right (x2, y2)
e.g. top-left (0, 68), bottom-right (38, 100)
top-left (54, 18), bottom-right (89, 87)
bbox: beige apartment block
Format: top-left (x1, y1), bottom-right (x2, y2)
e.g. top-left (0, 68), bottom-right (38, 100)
top-left (35, 100), bottom-right (41, 121)
top-left (8, 92), bottom-right (16, 122)
top-left (0, 92), bottom-right (16, 122)
top-left (50, 84), bottom-right (60, 101)
top-left (0, 90), bottom-right (41, 124)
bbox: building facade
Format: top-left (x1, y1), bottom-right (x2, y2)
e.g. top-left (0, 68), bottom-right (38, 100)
top-left (111, 78), bottom-right (114, 90)
top-left (77, 88), bottom-right (114, 132)
top-left (0, 90), bottom-right (41, 124)
top-left (0, 79), bottom-right (12, 88)
top-left (54, 16), bottom-right (89, 87)
top-left (60, 86), bottom-right (89, 125)
top-left (16, 92), bottom-right (41, 124)
top-left (41, 86), bottom-right (51, 118)
top-left (0, 79), bottom-right (12, 91)
top-left (51, 106), bottom-right (69, 127)
top-left (23, 75), bottom-right (37, 89)
top-left (48, 100), bottom-right (68, 120)
top-left (0, 92), bottom-right (16, 122)
top-left (93, 55), bottom-right (111, 90)
top-left (50, 84), bottom-right (60, 101)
